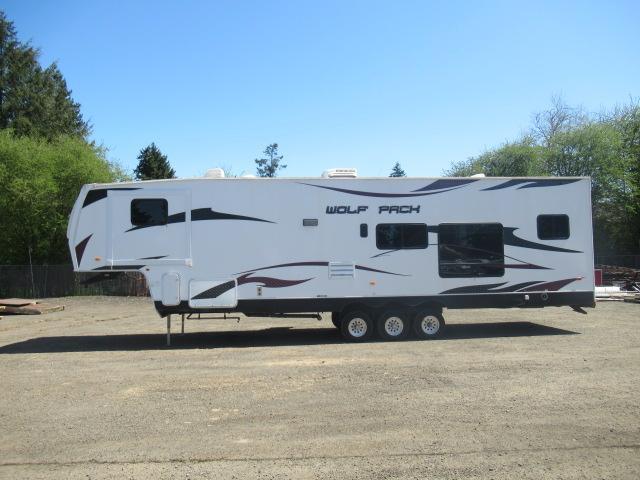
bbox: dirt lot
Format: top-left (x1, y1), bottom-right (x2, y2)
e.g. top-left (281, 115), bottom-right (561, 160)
top-left (0, 297), bottom-right (638, 479)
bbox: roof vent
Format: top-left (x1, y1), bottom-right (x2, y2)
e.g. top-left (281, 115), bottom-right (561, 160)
top-left (322, 168), bottom-right (357, 178)
top-left (470, 173), bottom-right (486, 178)
top-left (204, 168), bottom-right (225, 178)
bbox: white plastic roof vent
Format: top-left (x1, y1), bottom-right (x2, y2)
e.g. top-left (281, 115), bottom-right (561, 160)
top-left (322, 168), bottom-right (357, 178)
top-left (204, 168), bottom-right (225, 178)
top-left (470, 173), bottom-right (486, 178)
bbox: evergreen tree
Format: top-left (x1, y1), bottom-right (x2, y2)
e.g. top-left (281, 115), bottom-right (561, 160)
top-left (255, 143), bottom-right (286, 177)
top-left (134, 143), bottom-right (176, 180)
top-left (0, 11), bottom-right (90, 140)
top-left (389, 162), bottom-right (406, 177)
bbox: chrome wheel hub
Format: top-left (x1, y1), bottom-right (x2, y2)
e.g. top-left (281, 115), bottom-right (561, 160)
top-left (384, 316), bottom-right (404, 336)
top-left (421, 316), bottom-right (440, 335)
top-left (347, 317), bottom-right (367, 338)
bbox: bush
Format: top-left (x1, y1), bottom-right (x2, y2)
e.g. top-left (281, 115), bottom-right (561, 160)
top-left (0, 131), bottom-right (125, 264)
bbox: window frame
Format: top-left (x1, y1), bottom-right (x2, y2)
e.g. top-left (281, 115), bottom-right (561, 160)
top-left (437, 222), bottom-right (505, 278)
top-left (130, 198), bottom-right (169, 227)
top-left (537, 214), bottom-right (570, 240)
top-left (375, 223), bottom-right (428, 250)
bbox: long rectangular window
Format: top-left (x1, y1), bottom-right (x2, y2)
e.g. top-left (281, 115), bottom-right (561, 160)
top-left (131, 198), bottom-right (168, 227)
top-left (438, 223), bottom-right (504, 278)
top-left (376, 223), bottom-right (428, 250)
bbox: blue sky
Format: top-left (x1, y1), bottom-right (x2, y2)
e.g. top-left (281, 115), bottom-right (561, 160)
top-left (3, 0), bottom-right (639, 177)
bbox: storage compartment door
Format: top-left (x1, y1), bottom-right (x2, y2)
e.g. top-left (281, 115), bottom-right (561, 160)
top-left (189, 279), bottom-right (238, 308)
top-left (161, 272), bottom-right (181, 306)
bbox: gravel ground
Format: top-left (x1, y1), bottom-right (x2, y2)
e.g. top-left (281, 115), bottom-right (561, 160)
top-left (0, 296), bottom-right (638, 479)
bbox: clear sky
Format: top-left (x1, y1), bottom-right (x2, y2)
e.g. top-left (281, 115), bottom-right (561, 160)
top-left (3, 0), bottom-right (639, 178)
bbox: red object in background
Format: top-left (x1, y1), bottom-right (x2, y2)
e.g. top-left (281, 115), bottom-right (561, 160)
top-left (594, 269), bottom-right (603, 286)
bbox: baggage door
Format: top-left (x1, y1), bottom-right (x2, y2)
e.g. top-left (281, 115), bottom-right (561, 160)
top-left (107, 189), bottom-right (191, 267)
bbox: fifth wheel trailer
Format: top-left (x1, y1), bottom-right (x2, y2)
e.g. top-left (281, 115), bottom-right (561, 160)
top-left (67, 171), bottom-right (595, 342)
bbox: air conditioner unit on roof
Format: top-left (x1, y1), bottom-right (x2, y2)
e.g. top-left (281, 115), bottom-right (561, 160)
top-left (321, 168), bottom-right (357, 178)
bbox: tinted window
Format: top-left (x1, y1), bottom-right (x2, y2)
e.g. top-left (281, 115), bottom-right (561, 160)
top-left (537, 215), bottom-right (570, 240)
top-left (376, 224), bottom-right (427, 250)
top-left (131, 199), bottom-right (168, 227)
top-left (438, 223), bottom-right (504, 277)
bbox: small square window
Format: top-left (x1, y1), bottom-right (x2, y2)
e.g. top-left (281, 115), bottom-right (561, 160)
top-left (537, 215), bottom-right (570, 240)
top-left (131, 199), bottom-right (168, 227)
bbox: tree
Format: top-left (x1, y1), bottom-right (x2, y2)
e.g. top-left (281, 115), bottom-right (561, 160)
top-left (0, 11), bottom-right (90, 140)
top-left (0, 131), bottom-right (126, 264)
top-left (531, 94), bottom-right (585, 146)
top-left (255, 143), bottom-right (286, 177)
top-left (134, 143), bottom-right (175, 180)
top-left (444, 138), bottom-right (544, 177)
top-left (443, 98), bottom-right (640, 256)
top-left (389, 162), bottom-right (406, 177)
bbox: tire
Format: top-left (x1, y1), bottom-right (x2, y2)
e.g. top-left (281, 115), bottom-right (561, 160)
top-left (331, 311), bottom-right (342, 329)
top-left (376, 308), bottom-right (410, 341)
top-left (413, 309), bottom-right (445, 339)
top-left (340, 310), bottom-right (374, 342)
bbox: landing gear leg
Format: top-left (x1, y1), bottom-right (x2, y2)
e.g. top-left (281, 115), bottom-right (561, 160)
top-left (167, 314), bottom-right (171, 346)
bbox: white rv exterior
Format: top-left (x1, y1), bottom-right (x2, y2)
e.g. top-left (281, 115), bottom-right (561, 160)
top-left (67, 175), bottom-right (595, 341)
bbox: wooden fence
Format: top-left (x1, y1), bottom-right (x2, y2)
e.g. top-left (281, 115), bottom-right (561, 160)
top-left (0, 265), bottom-right (149, 298)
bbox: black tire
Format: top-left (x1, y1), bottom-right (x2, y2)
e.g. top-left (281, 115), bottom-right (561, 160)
top-left (340, 310), bottom-right (374, 342)
top-left (331, 311), bottom-right (342, 329)
top-left (376, 308), bottom-right (410, 341)
top-left (413, 309), bottom-right (445, 339)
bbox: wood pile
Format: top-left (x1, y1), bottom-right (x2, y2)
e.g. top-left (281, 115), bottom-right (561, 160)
top-left (0, 298), bottom-right (65, 315)
top-left (596, 264), bottom-right (640, 285)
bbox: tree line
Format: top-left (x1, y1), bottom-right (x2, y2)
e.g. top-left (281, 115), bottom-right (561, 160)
top-left (0, 12), bottom-right (128, 264)
top-left (444, 96), bottom-right (640, 256)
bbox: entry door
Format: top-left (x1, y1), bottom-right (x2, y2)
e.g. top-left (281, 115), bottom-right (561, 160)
top-left (107, 189), bottom-right (191, 266)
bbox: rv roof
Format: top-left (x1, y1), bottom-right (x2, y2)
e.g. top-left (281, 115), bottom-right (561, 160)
top-left (85, 175), bottom-right (589, 189)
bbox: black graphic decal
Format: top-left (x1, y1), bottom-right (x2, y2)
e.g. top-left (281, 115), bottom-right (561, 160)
top-left (126, 212), bottom-right (186, 232)
top-left (482, 178), bottom-right (581, 191)
top-left (237, 273), bottom-right (313, 288)
top-left (192, 280), bottom-right (237, 300)
top-left (138, 255), bottom-right (168, 260)
top-left (191, 274), bottom-right (314, 300)
top-left (441, 277), bottom-right (580, 294)
top-left (236, 261), bottom-right (407, 277)
top-left (519, 277), bottom-right (581, 292)
top-left (236, 261), bottom-right (329, 275)
top-left (127, 209), bottom-right (273, 232)
top-left (441, 281), bottom-right (541, 294)
top-left (411, 178), bottom-right (478, 192)
top-left (75, 234), bottom-right (92, 265)
top-left (504, 228), bottom-right (581, 253)
top-left (191, 208), bottom-right (274, 223)
top-left (298, 183), bottom-right (462, 198)
top-left (82, 187), bottom-right (141, 208)
top-left (355, 265), bottom-right (409, 276)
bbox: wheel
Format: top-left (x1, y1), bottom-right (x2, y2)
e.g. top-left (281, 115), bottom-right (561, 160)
top-left (331, 311), bottom-right (342, 329)
top-left (413, 309), bottom-right (445, 339)
top-left (376, 308), bottom-right (410, 341)
top-left (340, 310), bottom-right (374, 342)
